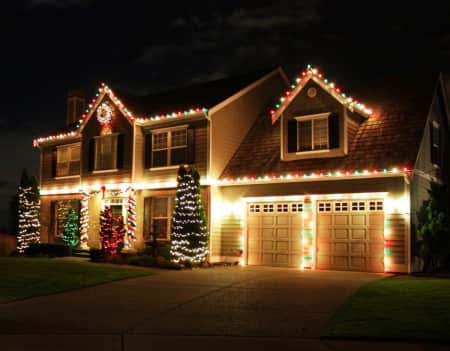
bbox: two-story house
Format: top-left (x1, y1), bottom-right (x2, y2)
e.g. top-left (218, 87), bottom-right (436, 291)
top-left (34, 65), bottom-right (449, 273)
top-left (34, 67), bottom-right (287, 252)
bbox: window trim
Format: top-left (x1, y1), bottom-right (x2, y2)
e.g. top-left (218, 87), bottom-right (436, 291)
top-left (295, 112), bottom-right (330, 153)
top-left (431, 121), bottom-right (440, 167)
top-left (55, 142), bottom-right (81, 177)
top-left (150, 196), bottom-right (174, 241)
top-left (93, 133), bottom-right (119, 172)
top-left (150, 125), bottom-right (188, 169)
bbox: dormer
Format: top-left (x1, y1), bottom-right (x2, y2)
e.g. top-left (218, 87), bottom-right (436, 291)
top-left (272, 66), bottom-right (372, 161)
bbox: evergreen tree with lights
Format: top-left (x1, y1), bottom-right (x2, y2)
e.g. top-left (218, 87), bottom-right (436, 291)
top-left (62, 208), bottom-right (79, 248)
top-left (99, 207), bottom-right (125, 256)
top-left (170, 166), bottom-right (209, 264)
top-left (17, 169), bottom-right (40, 254)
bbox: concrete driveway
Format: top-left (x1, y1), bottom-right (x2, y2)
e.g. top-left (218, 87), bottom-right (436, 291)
top-left (0, 265), bottom-right (416, 350)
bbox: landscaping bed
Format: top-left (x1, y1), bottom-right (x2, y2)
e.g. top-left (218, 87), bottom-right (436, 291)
top-left (323, 275), bottom-right (450, 342)
top-left (0, 257), bottom-right (153, 303)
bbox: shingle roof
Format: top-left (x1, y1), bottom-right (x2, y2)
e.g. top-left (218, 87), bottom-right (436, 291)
top-left (221, 71), bottom-right (438, 179)
top-left (115, 67), bottom-right (278, 117)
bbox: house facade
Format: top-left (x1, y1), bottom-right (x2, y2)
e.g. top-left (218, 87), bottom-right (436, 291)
top-left (35, 65), bottom-right (449, 273)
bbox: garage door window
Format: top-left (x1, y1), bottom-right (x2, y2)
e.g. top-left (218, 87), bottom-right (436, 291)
top-left (351, 201), bottom-right (366, 211)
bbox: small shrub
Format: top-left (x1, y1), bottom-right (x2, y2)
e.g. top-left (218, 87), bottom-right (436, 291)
top-left (89, 248), bottom-right (105, 262)
top-left (25, 243), bottom-right (72, 257)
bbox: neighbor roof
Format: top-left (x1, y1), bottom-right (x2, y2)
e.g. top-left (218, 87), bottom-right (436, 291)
top-left (221, 71), bottom-right (438, 179)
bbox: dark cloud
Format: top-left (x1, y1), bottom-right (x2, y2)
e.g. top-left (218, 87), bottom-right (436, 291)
top-left (26, 0), bottom-right (92, 8)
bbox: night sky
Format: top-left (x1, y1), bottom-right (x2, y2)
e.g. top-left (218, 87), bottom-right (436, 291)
top-left (1, 0), bottom-right (450, 230)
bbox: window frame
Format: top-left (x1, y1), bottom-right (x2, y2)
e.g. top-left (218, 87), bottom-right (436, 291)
top-left (55, 142), bottom-right (81, 178)
top-left (150, 125), bottom-right (188, 169)
top-left (93, 133), bottom-right (119, 172)
top-left (103, 198), bottom-right (128, 222)
top-left (430, 121), bottom-right (440, 167)
top-left (54, 199), bottom-right (81, 238)
top-left (150, 196), bottom-right (175, 240)
top-left (295, 113), bottom-right (330, 153)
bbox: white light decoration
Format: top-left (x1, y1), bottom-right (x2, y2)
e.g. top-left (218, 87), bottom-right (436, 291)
top-left (79, 192), bottom-right (90, 249)
top-left (17, 185), bottom-right (40, 253)
top-left (125, 188), bottom-right (137, 247)
top-left (96, 102), bottom-right (113, 124)
top-left (170, 166), bottom-right (209, 264)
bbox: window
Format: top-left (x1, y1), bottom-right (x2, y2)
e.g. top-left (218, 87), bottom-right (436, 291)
top-left (54, 200), bottom-right (80, 237)
top-left (56, 143), bottom-right (80, 177)
top-left (298, 118), bottom-right (329, 151)
top-left (152, 129), bottom-right (187, 167)
top-left (151, 197), bottom-right (174, 240)
top-left (430, 121), bottom-right (440, 166)
top-left (104, 198), bottom-right (126, 220)
top-left (95, 134), bottom-right (118, 171)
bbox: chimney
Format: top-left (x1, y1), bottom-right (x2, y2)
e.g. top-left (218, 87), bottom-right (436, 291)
top-left (66, 90), bottom-right (86, 127)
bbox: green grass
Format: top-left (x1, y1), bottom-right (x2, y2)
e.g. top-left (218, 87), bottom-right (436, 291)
top-left (323, 276), bottom-right (450, 342)
top-left (0, 257), bottom-right (153, 303)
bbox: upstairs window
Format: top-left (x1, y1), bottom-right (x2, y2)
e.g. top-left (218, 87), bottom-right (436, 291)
top-left (145, 127), bottom-right (194, 168)
top-left (297, 118), bottom-right (328, 151)
top-left (94, 134), bottom-right (118, 171)
top-left (56, 143), bottom-right (80, 177)
top-left (288, 113), bottom-right (339, 154)
top-left (430, 121), bottom-right (440, 166)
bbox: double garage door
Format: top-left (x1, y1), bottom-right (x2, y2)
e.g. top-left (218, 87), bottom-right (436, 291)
top-left (246, 199), bottom-right (384, 272)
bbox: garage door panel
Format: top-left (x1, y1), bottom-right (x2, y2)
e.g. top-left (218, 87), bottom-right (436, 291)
top-left (318, 228), bottom-right (332, 241)
top-left (262, 240), bottom-right (274, 250)
top-left (334, 242), bottom-right (349, 254)
top-left (320, 215), bottom-right (332, 226)
top-left (350, 257), bottom-right (366, 270)
top-left (335, 229), bottom-right (349, 239)
top-left (368, 228), bottom-right (384, 241)
top-left (351, 228), bottom-right (367, 240)
top-left (276, 216), bottom-right (289, 225)
top-left (351, 215), bottom-right (366, 225)
top-left (276, 240), bottom-right (289, 251)
top-left (350, 242), bottom-right (366, 254)
top-left (247, 202), bottom-right (303, 267)
top-left (368, 213), bottom-right (384, 226)
top-left (317, 199), bottom-right (384, 273)
top-left (262, 216), bottom-right (275, 225)
top-left (262, 229), bottom-right (274, 239)
top-left (334, 256), bottom-right (349, 267)
top-left (334, 215), bottom-right (349, 225)
top-left (247, 216), bottom-right (260, 226)
top-left (291, 215), bottom-right (302, 225)
top-left (275, 254), bottom-right (289, 265)
top-left (276, 228), bottom-right (289, 239)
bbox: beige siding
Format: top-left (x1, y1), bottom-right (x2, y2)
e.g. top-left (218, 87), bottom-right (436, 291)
top-left (210, 69), bottom-right (287, 179)
top-left (133, 124), bottom-right (144, 182)
top-left (141, 120), bottom-right (208, 183)
top-left (87, 193), bottom-right (102, 249)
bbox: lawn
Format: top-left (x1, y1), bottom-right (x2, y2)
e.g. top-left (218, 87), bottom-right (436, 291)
top-left (0, 257), bottom-right (153, 303)
top-left (323, 276), bottom-right (450, 342)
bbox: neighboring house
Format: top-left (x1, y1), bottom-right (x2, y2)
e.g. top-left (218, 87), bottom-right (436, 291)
top-left (34, 65), bottom-right (449, 273)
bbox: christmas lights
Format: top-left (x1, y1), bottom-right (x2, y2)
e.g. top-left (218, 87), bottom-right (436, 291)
top-left (16, 171), bottom-right (41, 254)
top-left (301, 197), bottom-right (314, 269)
top-left (79, 192), bottom-right (90, 249)
top-left (99, 206), bottom-right (125, 256)
top-left (126, 188), bottom-right (137, 247)
top-left (170, 166), bottom-right (209, 264)
top-left (33, 82), bottom-right (208, 147)
top-left (270, 65), bottom-right (373, 123)
top-left (218, 167), bottom-right (410, 185)
top-left (62, 208), bottom-right (80, 248)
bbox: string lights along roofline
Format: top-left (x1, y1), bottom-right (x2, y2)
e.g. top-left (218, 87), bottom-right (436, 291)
top-left (217, 166), bottom-right (411, 186)
top-left (33, 82), bottom-right (208, 147)
top-left (269, 65), bottom-right (373, 123)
